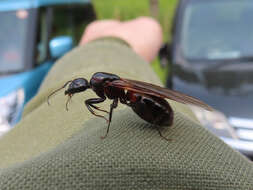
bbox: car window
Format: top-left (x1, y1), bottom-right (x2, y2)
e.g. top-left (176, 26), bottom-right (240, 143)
top-left (51, 4), bottom-right (96, 45)
top-left (35, 4), bottom-right (95, 65)
top-left (181, 0), bottom-right (253, 60)
top-left (0, 9), bottom-right (36, 73)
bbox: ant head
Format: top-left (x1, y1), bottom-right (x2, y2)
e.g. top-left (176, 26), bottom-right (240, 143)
top-left (64, 78), bottom-right (90, 95)
top-left (47, 78), bottom-right (90, 106)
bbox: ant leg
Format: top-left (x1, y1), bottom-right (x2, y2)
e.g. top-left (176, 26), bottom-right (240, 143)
top-left (89, 104), bottom-right (109, 114)
top-left (47, 80), bottom-right (72, 105)
top-left (156, 127), bottom-right (171, 141)
top-left (85, 98), bottom-right (109, 114)
top-left (101, 99), bottom-right (118, 139)
top-left (85, 98), bottom-right (109, 123)
top-left (65, 94), bottom-right (73, 111)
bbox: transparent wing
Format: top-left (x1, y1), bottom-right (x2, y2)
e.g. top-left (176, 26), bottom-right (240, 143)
top-left (109, 78), bottom-right (213, 111)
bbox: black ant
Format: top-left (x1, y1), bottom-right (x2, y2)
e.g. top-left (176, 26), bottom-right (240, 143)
top-left (48, 72), bottom-right (212, 140)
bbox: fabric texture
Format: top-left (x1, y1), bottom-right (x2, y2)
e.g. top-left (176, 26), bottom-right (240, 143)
top-left (0, 39), bottom-right (252, 190)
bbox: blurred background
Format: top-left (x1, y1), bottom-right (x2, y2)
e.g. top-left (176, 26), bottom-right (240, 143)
top-left (0, 0), bottom-right (253, 160)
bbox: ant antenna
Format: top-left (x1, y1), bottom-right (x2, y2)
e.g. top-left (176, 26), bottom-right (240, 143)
top-left (47, 80), bottom-right (72, 105)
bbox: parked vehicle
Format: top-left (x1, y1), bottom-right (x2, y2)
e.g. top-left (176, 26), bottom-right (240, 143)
top-left (0, 0), bottom-right (95, 136)
top-left (160, 0), bottom-right (253, 158)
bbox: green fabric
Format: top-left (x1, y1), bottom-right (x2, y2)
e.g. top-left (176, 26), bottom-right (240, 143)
top-left (0, 39), bottom-right (252, 189)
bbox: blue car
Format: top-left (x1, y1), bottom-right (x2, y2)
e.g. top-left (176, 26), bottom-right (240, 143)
top-left (0, 0), bottom-right (95, 136)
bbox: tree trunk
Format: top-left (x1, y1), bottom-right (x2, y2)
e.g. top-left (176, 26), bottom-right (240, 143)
top-left (150, 0), bottom-right (159, 18)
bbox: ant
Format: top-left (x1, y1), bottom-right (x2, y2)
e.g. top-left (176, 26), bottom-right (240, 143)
top-left (48, 72), bottom-right (212, 140)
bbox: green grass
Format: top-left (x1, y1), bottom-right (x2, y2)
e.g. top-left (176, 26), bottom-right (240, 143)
top-left (91, 0), bottom-right (178, 83)
top-left (92, 0), bottom-right (150, 20)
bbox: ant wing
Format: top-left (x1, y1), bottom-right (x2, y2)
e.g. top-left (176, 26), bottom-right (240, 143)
top-left (109, 78), bottom-right (213, 111)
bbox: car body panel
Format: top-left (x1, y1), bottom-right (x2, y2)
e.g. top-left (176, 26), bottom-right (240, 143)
top-left (173, 64), bottom-right (253, 119)
top-left (0, 0), bottom-right (90, 11)
top-left (0, 61), bottom-right (52, 103)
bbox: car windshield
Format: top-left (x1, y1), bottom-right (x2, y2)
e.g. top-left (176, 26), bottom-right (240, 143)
top-left (0, 9), bottom-right (33, 73)
top-left (181, 0), bottom-right (253, 60)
